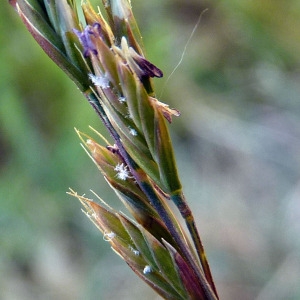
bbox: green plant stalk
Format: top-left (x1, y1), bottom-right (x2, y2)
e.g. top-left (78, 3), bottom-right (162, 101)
top-left (171, 192), bottom-right (217, 296)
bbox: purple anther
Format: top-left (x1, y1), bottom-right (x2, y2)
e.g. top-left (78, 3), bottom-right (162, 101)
top-left (135, 56), bottom-right (163, 78)
top-left (93, 23), bottom-right (102, 36)
top-left (128, 46), bottom-right (163, 79)
top-left (73, 24), bottom-right (101, 57)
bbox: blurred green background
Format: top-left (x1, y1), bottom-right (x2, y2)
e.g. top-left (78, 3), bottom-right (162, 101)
top-left (1, 0), bottom-right (300, 299)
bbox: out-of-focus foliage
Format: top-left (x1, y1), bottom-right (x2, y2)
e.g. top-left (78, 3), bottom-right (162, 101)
top-left (1, 0), bottom-right (300, 299)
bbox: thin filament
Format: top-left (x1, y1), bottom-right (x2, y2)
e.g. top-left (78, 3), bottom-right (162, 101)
top-left (160, 8), bottom-right (208, 98)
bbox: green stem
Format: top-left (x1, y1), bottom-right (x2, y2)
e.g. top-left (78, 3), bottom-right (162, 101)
top-left (171, 192), bottom-right (218, 298)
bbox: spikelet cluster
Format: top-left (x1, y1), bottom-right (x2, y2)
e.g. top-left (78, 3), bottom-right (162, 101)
top-left (11, 0), bottom-right (218, 299)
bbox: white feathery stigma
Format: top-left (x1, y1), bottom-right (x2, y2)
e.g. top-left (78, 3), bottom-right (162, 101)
top-left (128, 127), bottom-right (137, 136)
top-left (129, 246), bottom-right (140, 256)
top-left (118, 96), bottom-right (126, 103)
top-left (143, 265), bottom-right (152, 274)
top-left (89, 73), bottom-right (110, 89)
top-left (103, 231), bottom-right (116, 241)
top-left (114, 163), bottom-right (131, 180)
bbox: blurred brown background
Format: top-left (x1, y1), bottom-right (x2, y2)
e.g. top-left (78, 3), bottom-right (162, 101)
top-left (1, 0), bottom-right (300, 299)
